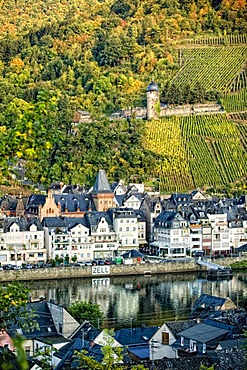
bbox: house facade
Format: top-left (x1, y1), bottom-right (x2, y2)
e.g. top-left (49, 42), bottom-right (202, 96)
top-left (0, 218), bottom-right (45, 267)
top-left (151, 211), bottom-right (190, 257)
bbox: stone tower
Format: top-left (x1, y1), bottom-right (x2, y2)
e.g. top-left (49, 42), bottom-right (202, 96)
top-left (146, 81), bottom-right (159, 120)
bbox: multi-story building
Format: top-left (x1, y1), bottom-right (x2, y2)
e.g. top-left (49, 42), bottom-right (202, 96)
top-left (42, 217), bottom-right (94, 262)
top-left (207, 212), bottom-right (230, 256)
top-left (140, 194), bottom-right (163, 244)
top-left (151, 211), bottom-right (190, 258)
top-left (0, 217), bottom-right (45, 267)
top-left (85, 212), bottom-right (118, 260)
top-left (110, 208), bottom-right (140, 254)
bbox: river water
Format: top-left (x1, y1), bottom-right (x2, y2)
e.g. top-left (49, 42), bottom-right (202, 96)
top-left (27, 271), bottom-right (247, 328)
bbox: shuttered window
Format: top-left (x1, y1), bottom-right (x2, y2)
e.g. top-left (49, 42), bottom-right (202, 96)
top-left (162, 332), bottom-right (169, 344)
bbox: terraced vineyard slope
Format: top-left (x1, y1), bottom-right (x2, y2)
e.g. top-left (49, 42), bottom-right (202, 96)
top-left (144, 114), bottom-right (247, 192)
top-left (172, 45), bottom-right (247, 93)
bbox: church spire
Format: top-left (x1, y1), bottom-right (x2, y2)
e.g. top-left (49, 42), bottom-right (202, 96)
top-left (92, 169), bottom-right (111, 194)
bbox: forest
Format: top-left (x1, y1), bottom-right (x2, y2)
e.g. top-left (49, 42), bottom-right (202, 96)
top-left (0, 0), bottom-right (246, 192)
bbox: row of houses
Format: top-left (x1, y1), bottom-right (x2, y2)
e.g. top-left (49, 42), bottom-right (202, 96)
top-left (2, 294), bottom-right (247, 369)
top-left (0, 208), bottom-right (146, 266)
top-left (0, 169), bottom-right (247, 265)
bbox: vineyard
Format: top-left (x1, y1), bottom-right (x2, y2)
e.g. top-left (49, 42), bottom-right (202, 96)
top-left (186, 33), bottom-right (247, 46)
top-left (172, 46), bottom-right (247, 93)
top-left (144, 114), bottom-right (247, 192)
top-left (220, 89), bottom-right (247, 112)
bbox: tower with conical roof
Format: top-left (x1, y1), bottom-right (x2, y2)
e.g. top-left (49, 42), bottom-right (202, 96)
top-left (91, 169), bottom-right (114, 211)
top-left (146, 81), bottom-right (159, 120)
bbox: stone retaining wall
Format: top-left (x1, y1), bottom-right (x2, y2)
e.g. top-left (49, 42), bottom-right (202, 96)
top-left (0, 258), bottom-right (240, 282)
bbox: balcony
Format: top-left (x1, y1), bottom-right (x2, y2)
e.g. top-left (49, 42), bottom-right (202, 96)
top-left (54, 239), bottom-right (70, 243)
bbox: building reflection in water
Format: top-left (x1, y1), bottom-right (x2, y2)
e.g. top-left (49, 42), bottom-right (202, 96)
top-left (26, 272), bottom-right (247, 327)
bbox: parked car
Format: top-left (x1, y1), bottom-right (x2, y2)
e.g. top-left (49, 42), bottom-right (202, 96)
top-left (4, 264), bottom-right (15, 270)
top-left (104, 260), bottom-right (111, 265)
top-left (192, 250), bottom-right (205, 258)
top-left (22, 264), bottom-right (33, 269)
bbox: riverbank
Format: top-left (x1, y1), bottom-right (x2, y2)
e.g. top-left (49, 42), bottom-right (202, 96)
top-left (0, 257), bottom-right (241, 282)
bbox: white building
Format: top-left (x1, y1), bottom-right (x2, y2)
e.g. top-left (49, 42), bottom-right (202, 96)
top-left (151, 211), bottom-right (190, 258)
top-left (86, 213), bottom-right (118, 260)
top-left (0, 218), bottom-right (45, 267)
top-left (207, 212), bottom-right (230, 256)
top-left (43, 217), bottom-right (95, 263)
top-left (111, 208), bottom-right (139, 253)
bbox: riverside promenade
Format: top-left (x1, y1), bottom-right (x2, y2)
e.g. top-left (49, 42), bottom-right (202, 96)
top-left (0, 258), bottom-right (240, 282)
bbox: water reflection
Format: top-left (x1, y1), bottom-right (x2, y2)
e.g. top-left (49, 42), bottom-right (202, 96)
top-left (26, 272), bottom-right (247, 327)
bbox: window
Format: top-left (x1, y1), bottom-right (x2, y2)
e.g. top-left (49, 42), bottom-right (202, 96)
top-left (190, 340), bottom-right (197, 352)
top-left (25, 346), bottom-right (31, 356)
top-left (162, 332), bottom-right (169, 344)
top-left (59, 323), bottom-right (63, 333)
top-left (192, 238), bottom-right (200, 242)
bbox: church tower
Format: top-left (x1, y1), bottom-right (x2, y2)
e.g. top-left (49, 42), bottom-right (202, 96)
top-left (91, 169), bottom-right (114, 212)
top-left (146, 81), bottom-right (159, 120)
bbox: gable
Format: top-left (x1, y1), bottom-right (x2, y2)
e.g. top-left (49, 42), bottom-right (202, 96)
top-left (96, 217), bottom-right (110, 232)
top-left (70, 223), bottom-right (89, 235)
top-left (29, 224), bottom-right (37, 232)
top-left (9, 222), bottom-right (19, 233)
top-left (125, 195), bottom-right (141, 204)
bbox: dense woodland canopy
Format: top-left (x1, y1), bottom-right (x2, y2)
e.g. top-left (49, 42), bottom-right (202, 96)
top-left (0, 0), bottom-right (246, 190)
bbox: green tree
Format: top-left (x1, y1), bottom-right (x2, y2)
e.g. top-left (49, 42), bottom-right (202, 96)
top-left (68, 301), bottom-right (104, 326)
top-left (0, 281), bottom-right (37, 370)
top-left (75, 330), bottom-right (148, 370)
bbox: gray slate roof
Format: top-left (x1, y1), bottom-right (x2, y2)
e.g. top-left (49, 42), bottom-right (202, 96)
top-left (85, 211), bottom-right (113, 228)
top-left (165, 320), bottom-right (197, 338)
top-left (92, 169), bottom-right (112, 194)
top-left (190, 294), bottom-right (231, 319)
top-left (114, 326), bottom-right (158, 346)
top-left (4, 217), bottom-right (43, 232)
top-left (42, 217), bottom-right (88, 230)
top-left (8, 300), bottom-right (61, 340)
top-left (70, 321), bottom-right (101, 342)
top-left (156, 356), bottom-right (212, 370)
top-left (55, 337), bottom-right (103, 369)
top-left (54, 194), bottom-right (91, 212)
top-left (177, 322), bottom-right (229, 343)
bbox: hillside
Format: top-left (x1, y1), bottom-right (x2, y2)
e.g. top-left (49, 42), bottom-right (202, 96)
top-left (0, 0), bottom-right (246, 193)
top-left (144, 114), bottom-right (247, 192)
